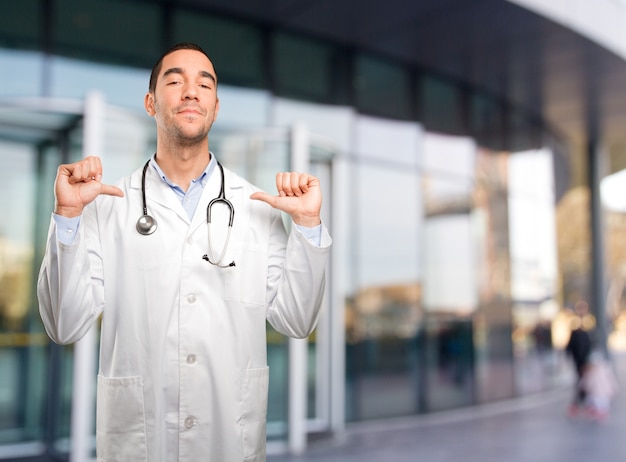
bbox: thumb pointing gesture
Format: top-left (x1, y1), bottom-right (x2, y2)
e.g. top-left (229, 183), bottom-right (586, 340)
top-left (55, 156), bottom-right (124, 217)
top-left (250, 172), bottom-right (322, 227)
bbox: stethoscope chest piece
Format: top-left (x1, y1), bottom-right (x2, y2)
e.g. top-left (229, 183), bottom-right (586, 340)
top-left (136, 214), bottom-right (157, 235)
top-left (136, 157), bottom-right (235, 267)
top-left (137, 160), bottom-right (158, 235)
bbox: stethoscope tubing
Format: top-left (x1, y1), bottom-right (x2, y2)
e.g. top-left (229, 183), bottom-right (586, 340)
top-left (136, 158), bottom-right (235, 267)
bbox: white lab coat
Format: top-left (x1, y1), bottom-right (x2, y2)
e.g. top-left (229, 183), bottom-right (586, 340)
top-left (37, 161), bottom-right (331, 462)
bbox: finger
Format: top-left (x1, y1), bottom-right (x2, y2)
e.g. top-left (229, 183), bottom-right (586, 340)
top-left (297, 174), bottom-right (310, 195)
top-left (250, 191), bottom-right (277, 206)
top-left (67, 156), bottom-right (103, 183)
top-left (290, 173), bottom-right (304, 197)
top-left (100, 184), bottom-right (125, 198)
top-left (276, 172), bottom-right (287, 197)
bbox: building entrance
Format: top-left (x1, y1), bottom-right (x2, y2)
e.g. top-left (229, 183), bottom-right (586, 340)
top-left (0, 96), bottom-right (341, 461)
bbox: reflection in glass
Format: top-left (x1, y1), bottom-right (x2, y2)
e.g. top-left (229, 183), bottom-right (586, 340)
top-left (346, 162), bottom-right (422, 421)
top-left (421, 134), bottom-right (477, 411)
top-left (508, 149), bottom-right (561, 393)
top-left (0, 141), bottom-right (51, 445)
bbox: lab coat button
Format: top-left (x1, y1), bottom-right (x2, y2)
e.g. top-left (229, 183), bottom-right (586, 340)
top-left (184, 416), bottom-right (195, 428)
top-left (187, 294), bottom-right (196, 304)
top-left (186, 354), bottom-right (196, 364)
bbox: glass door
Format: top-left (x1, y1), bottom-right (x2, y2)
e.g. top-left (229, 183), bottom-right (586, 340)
top-left (0, 101), bottom-right (82, 461)
top-left (0, 98), bottom-right (155, 462)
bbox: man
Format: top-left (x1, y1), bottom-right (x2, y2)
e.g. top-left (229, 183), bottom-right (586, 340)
top-left (37, 42), bottom-right (331, 461)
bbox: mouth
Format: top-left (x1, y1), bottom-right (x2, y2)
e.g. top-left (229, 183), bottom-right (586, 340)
top-left (177, 106), bottom-right (204, 116)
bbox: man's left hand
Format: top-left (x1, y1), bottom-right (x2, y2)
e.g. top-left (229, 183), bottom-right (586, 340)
top-left (250, 172), bottom-right (322, 227)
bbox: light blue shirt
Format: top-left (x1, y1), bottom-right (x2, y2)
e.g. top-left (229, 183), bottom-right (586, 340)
top-left (54, 155), bottom-right (322, 246)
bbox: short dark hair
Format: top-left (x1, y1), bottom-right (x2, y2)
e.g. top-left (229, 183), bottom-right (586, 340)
top-left (148, 42), bottom-right (214, 93)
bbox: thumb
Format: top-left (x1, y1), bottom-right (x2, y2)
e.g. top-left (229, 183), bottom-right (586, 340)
top-left (250, 191), bottom-right (277, 207)
top-left (100, 184), bottom-right (125, 198)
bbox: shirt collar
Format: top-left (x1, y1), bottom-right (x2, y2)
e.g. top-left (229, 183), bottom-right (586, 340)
top-left (149, 152), bottom-right (217, 189)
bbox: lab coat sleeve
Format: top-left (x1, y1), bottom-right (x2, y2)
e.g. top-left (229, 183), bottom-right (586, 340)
top-left (37, 208), bottom-right (104, 345)
top-left (265, 214), bottom-right (332, 339)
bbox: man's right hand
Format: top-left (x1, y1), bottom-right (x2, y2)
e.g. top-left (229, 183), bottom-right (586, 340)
top-left (54, 156), bottom-right (124, 217)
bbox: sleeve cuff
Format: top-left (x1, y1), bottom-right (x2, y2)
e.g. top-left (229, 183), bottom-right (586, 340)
top-left (294, 223), bottom-right (322, 247)
top-left (53, 213), bottom-right (81, 245)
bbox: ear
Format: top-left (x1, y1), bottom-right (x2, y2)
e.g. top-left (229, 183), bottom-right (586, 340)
top-left (145, 92), bottom-right (156, 116)
top-left (213, 97), bottom-right (220, 122)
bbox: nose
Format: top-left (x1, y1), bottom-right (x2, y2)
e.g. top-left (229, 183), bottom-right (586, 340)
top-left (182, 82), bottom-right (199, 100)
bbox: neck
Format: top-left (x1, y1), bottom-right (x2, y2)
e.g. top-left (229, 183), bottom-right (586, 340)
top-left (155, 143), bottom-right (211, 192)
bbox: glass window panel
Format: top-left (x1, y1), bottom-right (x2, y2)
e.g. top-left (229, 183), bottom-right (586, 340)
top-left (508, 149), bottom-right (560, 394)
top-left (470, 92), bottom-right (505, 150)
top-left (53, 0), bottom-right (161, 67)
top-left (100, 108), bottom-right (156, 183)
top-left (422, 214), bottom-right (476, 313)
top-left (49, 56), bottom-right (149, 111)
top-left (423, 316), bottom-right (474, 411)
top-left (217, 86), bottom-right (271, 129)
top-left (419, 75), bottom-right (463, 135)
top-left (420, 133), bottom-right (480, 411)
top-left (0, 49), bottom-right (44, 98)
top-left (354, 115), bottom-right (422, 166)
top-left (473, 148), bottom-right (515, 403)
top-left (273, 33), bottom-right (332, 102)
top-left (0, 141), bottom-right (46, 445)
top-left (0, 0), bottom-right (41, 49)
top-left (174, 11), bottom-right (264, 88)
top-left (273, 98), bottom-right (354, 153)
top-left (354, 54), bottom-right (412, 120)
top-left (346, 162), bottom-right (422, 421)
top-left (422, 132), bottom-right (476, 178)
top-left (354, 165), bottom-right (421, 286)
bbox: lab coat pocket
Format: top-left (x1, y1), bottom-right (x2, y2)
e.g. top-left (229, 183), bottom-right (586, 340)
top-left (239, 366), bottom-right (269, 459)
top-left (96, 375), bottom-right (147, 462)
top-left (225, 245), bottom-right (268, 305)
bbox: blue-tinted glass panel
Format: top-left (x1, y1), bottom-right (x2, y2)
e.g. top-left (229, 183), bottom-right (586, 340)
top-left (0, 0), bottom-right (41, 50)
top-left (346, 161), bottom-right (422, 421)
top-left (419, 75), bottom-right (464, 135)
top-left (273, 33), bottom-right (333, 102)
top-left (0, 49), bottom-right (44, 98)
top-left (53, 0), bottom-right (161, 67)
top-left (49, 56), bottom-right (149, 111)
top-left (174, 11), bottom-right (265, 88)
top-left (0, 141), bottom-right (49, 446)
top-left (473, 148), bottom-right (515, 403)
top-left (354, 54), bottom-right (412, 120)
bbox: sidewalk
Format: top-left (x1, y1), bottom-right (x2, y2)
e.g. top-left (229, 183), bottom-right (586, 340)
top-left (269, 353), bottom-right (626, 462)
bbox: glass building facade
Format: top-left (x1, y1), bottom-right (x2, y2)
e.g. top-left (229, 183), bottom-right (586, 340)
top-left (0, 0), bottom-right (604, 460)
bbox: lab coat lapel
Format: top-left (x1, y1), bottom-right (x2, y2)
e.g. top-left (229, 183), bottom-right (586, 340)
top-left (188, 165), bottom-right (246, 237)
top-left (223, 168), bottom-right (249, 243)
top-left (129, 162), bottom-right (190, 225)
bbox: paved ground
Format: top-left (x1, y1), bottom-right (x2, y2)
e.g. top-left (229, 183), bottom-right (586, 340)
top-left (269, 353), bottom-right (626, 462)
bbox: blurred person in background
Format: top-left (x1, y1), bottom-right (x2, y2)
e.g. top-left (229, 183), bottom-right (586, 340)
top-left (566, 300), bottom-right (593, 416)
top-left (36, 42), bottom-right (331, 462)
top-left (579, 351), bottom-right (618, 421)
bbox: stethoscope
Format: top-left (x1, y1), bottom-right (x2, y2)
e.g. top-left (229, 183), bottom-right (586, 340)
top-left (136, 159), bottom-right (236, 268)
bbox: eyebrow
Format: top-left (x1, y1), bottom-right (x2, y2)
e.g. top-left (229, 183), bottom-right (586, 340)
top-left (162, 67), bottom-right (217, 85)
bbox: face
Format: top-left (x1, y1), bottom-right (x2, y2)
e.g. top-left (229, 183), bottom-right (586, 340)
top-left (144, 49), bottom-right (220, 147)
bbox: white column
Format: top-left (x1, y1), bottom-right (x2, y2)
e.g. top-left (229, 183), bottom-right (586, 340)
top-left (70, 91), bottom-right (105, 462)
top-left (329, 154), bottom-right (347, 438)
top-left (288, 122), bottom-right (310, 455)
